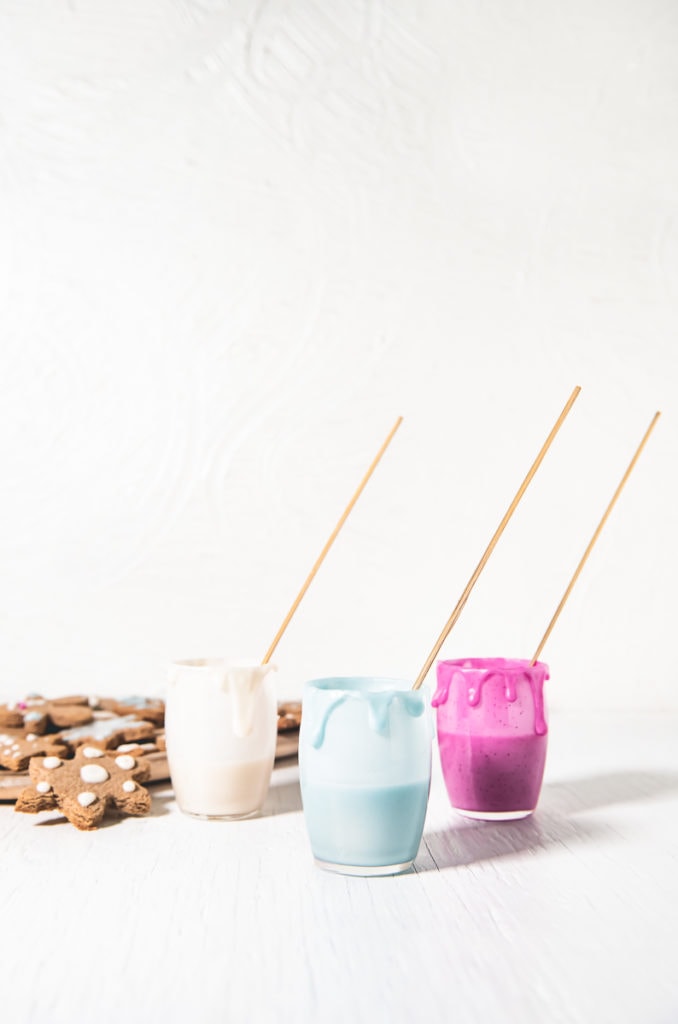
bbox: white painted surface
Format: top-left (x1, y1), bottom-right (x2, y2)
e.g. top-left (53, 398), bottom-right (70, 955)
top-left (1, 712), bottom-right (677, 1023)
top-left (0, 2), bottom-right (676, 708)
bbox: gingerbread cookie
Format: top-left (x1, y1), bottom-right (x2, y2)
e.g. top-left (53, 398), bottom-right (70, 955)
top-left (1, 695), bottom-right (93, 735)
top-left (113, 739), bottom-right (161, 757)
top-left (99, 696), bottom-right (165, 727)
top-left (0, 729), bottom-right (70, 772)
top-left (0, 703), bottom-right (25, 730)
top-left (277, 702), bottom-right (302, 732)
top-left (15, 747), bottom-right (152, 830)
top-left (58, 714), bottom-right (156, 750)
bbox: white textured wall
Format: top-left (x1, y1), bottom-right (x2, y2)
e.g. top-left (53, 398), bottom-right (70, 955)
top-left (0, 0), bottom-right (676, 709)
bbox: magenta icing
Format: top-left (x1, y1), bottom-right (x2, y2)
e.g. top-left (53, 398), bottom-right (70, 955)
top-left (433, 657), bottom-right (548, 735)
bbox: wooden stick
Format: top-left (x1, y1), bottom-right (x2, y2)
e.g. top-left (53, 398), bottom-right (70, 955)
top-left (411, 386), bottom-right (581, 690)
top-left (262, 416), bottom-right (404, 664)
top-left (531, 410), bottom-right (661, 665)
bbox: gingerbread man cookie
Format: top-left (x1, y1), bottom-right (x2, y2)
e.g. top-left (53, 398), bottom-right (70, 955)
top-left (0, 703), bottom-right (25, 730)
top-left (0, 729), bottom-right (70, 772)
top-left (112, 739), bottom-right (158, 757)
top-left (99, 696), bottom-right (165, 727)
top-left (1, 695), bottom-right (93, 735)
top-left (58, 714), bottom-right (156, 750)
top-left (15, 747), bottom-right (152, 829)
top-left (277, 702), bottom-right (302, 732)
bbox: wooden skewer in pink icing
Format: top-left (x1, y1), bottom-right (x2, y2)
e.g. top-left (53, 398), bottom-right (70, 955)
top-left (262, 416), bottom-right (404, 665)
top-left (411, 386), bottom-right (582, 690)
top-left (531, 410), bottom-right (661, 665)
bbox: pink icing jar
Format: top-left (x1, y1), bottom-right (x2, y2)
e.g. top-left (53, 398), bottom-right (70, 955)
top-left (433, 658), bottom-right (549, 820)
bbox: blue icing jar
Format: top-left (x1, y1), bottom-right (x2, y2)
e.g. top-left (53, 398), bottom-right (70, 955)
top-left (299, 677), bottom-right (432, 876)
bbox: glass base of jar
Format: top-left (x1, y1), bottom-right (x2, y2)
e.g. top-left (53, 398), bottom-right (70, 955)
top-left (454, 808), bottom-right (533, 821)
top-left (314, 858), bottom-right (414, 877)
top-left (180, 807), bottom-right (261, 821)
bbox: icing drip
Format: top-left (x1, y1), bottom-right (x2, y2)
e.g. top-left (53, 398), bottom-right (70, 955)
top-left (220, 666), bottom-right (273, 739)
top-left (311, 695), bottom-right (348, 749)
top-left (433, 660), bottom-right (549, 736)
top-left (311, 690), bottom-right (424, 749)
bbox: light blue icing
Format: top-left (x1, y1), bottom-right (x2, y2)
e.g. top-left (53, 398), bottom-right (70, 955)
top-left (311, 695), bottom-right (348, 748)
top-left (311, 689), bottom-right (424, 749)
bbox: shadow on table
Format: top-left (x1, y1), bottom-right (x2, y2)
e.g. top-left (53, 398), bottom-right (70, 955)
top-left (414, 770), bottom-right (678, 873)
top-left (259, 763), bottom-right (302, 817)
top-left (542, 770), bottom-right (678, 816)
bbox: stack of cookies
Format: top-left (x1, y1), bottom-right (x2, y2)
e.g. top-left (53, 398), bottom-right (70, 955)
top-left (0, 694), bottom-right (166, 829)
top-left (0, 694), bottom-right (302, 829)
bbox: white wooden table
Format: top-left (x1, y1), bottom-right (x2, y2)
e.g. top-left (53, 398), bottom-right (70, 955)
top-left (1, 712), bottom-right (677, 1024)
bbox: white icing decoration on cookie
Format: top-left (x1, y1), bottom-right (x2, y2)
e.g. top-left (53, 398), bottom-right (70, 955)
top-left (122, 780), bottom-right (136, 793)
top-left (26, 733), bottom-right (38, 742)
top-left (36, 782), bottom-right (51, 794)
top-left (88, 696), bottom-right (100, 708)
top-left (115, 755), bottom-right (135, 770)
top-left (80, 764), bottom-right (109, 784)
top-left (116, 743), bottom-right (137, 752)
top-left (82, 746), bottom-right (104, 759)
top-left (43, 756), bottom-right (61, 769)
top-left (59, 715), bottom-right (151, 742)
top-left (78, 792), bottom-right (97, 807)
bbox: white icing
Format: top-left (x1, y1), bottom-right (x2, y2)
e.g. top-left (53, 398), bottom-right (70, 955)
top-left (36, 781), bottom-right (51, 794)
top-left (221, 666), bottom-right (272, 739)
top-left (60, 715), bottom-right (151, 741)
top-left (77, 792), bottom-right (97, 807)
top-left (80, 764), bottom-right (109, 784)
top-left (122, 780), bottom-right (136, 793)
top-left (115, 755), bottom-right (135, 770)
top-left (88, 696), bottom-right (100, 708)
top-left (26, 733), bottom-right (38, 742)
top-left (82, 746), bottom-right (104, 759)
top-left (43, 756), bottom-right (61, 769)
top-left (116, 743), bottom-right (137, 752)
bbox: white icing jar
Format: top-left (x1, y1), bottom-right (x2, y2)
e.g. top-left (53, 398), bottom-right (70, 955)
top-left (165, 659), bottom-right (277, 820)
